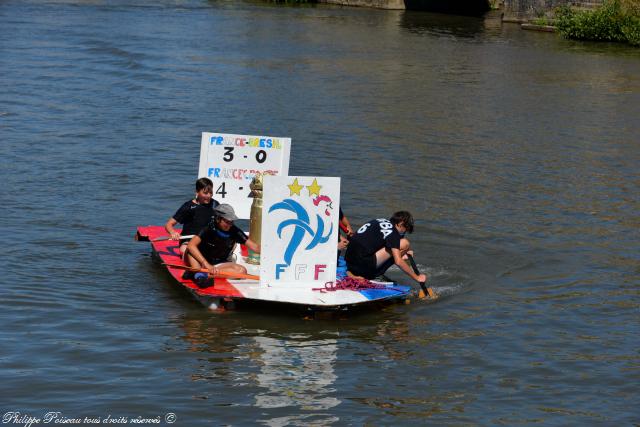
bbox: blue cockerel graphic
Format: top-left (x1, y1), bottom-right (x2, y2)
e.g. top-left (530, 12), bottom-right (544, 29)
top-left (268, 198), bottom-right (334, 266)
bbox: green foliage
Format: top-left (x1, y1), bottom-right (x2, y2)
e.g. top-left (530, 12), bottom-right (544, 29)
top-left (555, 0), bottom-right (640, 46)
top-left (531, 16), bottom-right (552, 26)
top-left (621, 15), bottom-right (640, 44)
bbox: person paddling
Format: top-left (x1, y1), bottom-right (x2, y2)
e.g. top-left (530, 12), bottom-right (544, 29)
top-left (165, 177), bottom-right (220, 256)
top-left (345, 211), bottom-right (426, 284)
top-left (185, 204), bottom-right (260, 287)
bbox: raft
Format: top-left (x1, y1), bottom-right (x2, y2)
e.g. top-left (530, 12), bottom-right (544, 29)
top-left (135, 225), bottom-right (413, 311)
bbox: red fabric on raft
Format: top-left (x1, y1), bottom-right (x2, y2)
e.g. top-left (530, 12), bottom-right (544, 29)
top-left (136, 225), bottom-right (244, 298)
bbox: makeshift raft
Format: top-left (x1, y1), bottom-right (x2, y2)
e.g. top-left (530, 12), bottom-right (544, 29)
top-left (135, 225), bottom-right (414, 311)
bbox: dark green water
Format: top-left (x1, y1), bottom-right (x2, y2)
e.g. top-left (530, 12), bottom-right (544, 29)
top-left (1, 1), bottom-right (639, 425)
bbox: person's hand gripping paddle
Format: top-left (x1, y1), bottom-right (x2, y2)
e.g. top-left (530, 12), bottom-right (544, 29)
top-left (407, 254), bottom-right (437, 300)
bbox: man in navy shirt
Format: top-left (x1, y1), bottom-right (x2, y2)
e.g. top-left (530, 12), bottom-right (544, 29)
top-left (165, 177), bottom-right (220, 256)
top-left (345, 211), bottom-right (426, 284)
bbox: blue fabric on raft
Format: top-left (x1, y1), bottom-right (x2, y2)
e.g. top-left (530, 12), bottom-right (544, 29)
top-left (337, 256), bottom-right (348, 279)
top-left (360, 286), bottom-right (412, 300)
top-left (336, 256), bottom-right (411, 299)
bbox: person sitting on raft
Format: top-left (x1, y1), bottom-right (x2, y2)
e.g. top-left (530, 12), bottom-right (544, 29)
top-left (344, 210), bottom-right (426, 284)
top-left (165, 177), bottom-right (219, 256)
top-left (185, 204), bottom-right (260, 284)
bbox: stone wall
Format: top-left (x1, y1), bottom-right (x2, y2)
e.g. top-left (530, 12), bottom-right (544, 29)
top-left (318, 0), bottom-right (406, 9)
top-left (318, 0), bottom-right (605, 20)
top-left (319, 0), bottom-right (492, 13)
top-left (502, 0), bottom-right (604, 22)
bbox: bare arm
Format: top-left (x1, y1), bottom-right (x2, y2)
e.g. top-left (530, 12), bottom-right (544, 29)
top-left (392, 248), bottom-right (426, 283)
top-left (245, 239), bottom-right (260, 254)
top-left (340, 216), bottom-right (354, 236)
top-left (338, 235), bottom-right (349, 250)
top-left (164, 217), bottom-right (181, 240)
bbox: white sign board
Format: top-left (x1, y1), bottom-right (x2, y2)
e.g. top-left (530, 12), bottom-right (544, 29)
top-left (198, 132), bottom-right (291, 219)
top-left (260, 176), bottom-right (340, 288)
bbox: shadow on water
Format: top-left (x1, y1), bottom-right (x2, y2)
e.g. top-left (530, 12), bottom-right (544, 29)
top-left (403, 0), bottom-right (491, 17)
top-left (399, 9), bottom-right (488, 38)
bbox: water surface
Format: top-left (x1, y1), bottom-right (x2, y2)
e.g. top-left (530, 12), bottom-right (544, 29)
top-left (1, 1), bottom-right (639, 425)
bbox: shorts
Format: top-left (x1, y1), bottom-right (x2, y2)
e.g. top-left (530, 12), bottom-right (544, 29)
top-left (202, 254), bottom-right (232, 266)
top-left (345, 243), bottom-right (394, 279)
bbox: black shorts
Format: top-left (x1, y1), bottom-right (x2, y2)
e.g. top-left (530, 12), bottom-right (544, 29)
top-left (346, 255), bottom-right (376, 279)
top-left (344, 244), bottom-right (394, 280)
top-left (345, 243), bottom-right (394, 279)
top-left (202, 253), bottom-right (232, 266)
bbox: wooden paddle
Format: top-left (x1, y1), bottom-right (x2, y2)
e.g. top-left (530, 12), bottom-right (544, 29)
top-left (407, 254), bottom-right (437, 299)
top-left (163, 263), bottom-right (259, 281)
top-left (134, 233), bottom-right (195, 242)
top-left (152, 234), bottom-right (195, 242)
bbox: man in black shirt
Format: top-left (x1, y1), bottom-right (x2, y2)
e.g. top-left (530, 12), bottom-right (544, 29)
top-left (186, 204), bottom-right (260, 282)
top-left (345, 211), bottom-right (426, 284)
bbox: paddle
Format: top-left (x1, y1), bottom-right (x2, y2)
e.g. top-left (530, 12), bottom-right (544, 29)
top-left (407, 254), bottom-right (437, 299)
top-left (152, 234), bottom-right (195, 242)
top-left (163, 263), bottom-right (259, 281)
top-left (134, 233), bottom-right (195, 242)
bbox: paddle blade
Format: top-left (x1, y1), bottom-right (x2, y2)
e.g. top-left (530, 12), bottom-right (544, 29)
top-left (134, 231), bottom-right (149, 242)
top-left (407, 255), bottom-right (437, 300)
top-left (417, 287), bottom-right (438, 300)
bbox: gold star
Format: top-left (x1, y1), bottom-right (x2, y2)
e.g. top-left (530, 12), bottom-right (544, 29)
top-left (306, 178), bottom-right (322, 197)
top-left (288, 178), bottom-right (303, 196)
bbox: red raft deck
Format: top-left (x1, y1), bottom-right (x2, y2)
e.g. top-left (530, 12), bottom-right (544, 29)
top-left (135, 225), bottom-right (413, 311)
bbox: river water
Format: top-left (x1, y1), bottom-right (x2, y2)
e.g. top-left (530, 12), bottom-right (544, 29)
top-left (1, 1), bottom-right (639, 425)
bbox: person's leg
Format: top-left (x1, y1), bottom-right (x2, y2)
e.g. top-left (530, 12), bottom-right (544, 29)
top-left (373, 238), bottom-right (411, 275)
top-left (399, 238), bottom-right (411, 258)
top-left (374, 247), bottom-right (392, 268)
top-left (179, 242), bottom-right (189, 258)
top-left (214, 261), bottom-right (248, 275)
top-left (184, 250), bottom-right (201, 269)
top-left (181, 247), bottom-right (202, 281)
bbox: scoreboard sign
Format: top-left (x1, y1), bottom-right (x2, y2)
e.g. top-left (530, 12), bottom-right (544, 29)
top-left (198, 132), bottom-right (291, 219)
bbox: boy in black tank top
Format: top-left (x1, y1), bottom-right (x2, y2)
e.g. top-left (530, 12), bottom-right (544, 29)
top-left (164, 177), bottom-right (220, 256)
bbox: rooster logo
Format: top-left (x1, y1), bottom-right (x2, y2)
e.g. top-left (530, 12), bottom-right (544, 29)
top-left (268, 197), bottom-right (334, 266)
